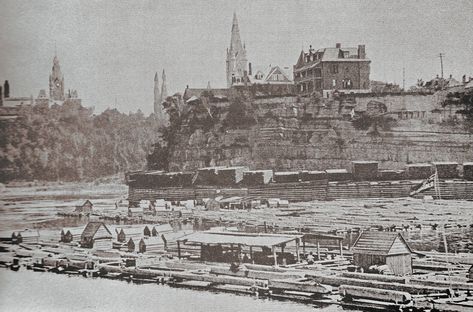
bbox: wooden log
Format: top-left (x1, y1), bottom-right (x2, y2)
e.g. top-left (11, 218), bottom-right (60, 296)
top-left (270, 278), bottom-right (332, 294)
top-left (341, 272), bottom-right (408, 284)
top-left (171, 272), bottom-right (268, 288)
top-left (210, 266), bottom-right (304, 280)
top-left (339, 285), bottom-right (411, 304)
top-left (306, 273), bottom-right (449, 295)
top-left (410, 278), bottom-right (473, 291)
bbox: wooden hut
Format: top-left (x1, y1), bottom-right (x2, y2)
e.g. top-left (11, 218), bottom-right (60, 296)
top-left (463, 162), bottom-right (473, 181)
top-left (117, 227), bottom-right (143, 243)
top-left (352, 231), bottom-right (413, 276)
top-left (127, 237), bottom-right (137, 252)
top-left (60, 227), bottom-right (83, 243)
top-left (205, 198), bottom-right (221, 211)
top-left (151, 224), bottom-right (173, 237)
top-left (74, 200), bottom-right (94, 214)
top-left (139, 237), bottom-right (164, 253)
top-left (273, 171), bottom-right (300, 183)
top-left (80, 221), bottom-right (113, 250)
top-left (128, 207), bottom-right (144, 218)
top-left (16, 229), bottom-right (40, 244)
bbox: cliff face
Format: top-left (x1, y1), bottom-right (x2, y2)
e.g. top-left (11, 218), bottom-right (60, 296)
top-left (163, 91), bottom-right (473, 172)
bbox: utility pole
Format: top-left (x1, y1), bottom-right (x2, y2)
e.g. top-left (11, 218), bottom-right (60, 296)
top-left (438, 53), bottom-right (445, 79)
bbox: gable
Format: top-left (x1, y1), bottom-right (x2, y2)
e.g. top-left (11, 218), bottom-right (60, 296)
top-left (388, 236), bottom-right (411, 255)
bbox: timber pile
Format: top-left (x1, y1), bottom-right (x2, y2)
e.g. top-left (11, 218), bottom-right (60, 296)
top-left (413, 180), bottom-right (473, 200)
top-left (248, 181), bottom-right (328, 202)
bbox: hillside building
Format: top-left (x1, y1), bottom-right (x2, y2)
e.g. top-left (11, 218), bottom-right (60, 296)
top-left (293, 43), bottom-right (371, 97)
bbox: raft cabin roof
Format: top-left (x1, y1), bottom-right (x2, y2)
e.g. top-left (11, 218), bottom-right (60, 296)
top-left (14, 229), bottom-right (40, 244)
top-left (128, 207), bottom-right (144, 217)
top-left (61, 226), bottom-right (84, 243)
top-left (177, 231), bottom-right (303, 266)
top-left (143, 223), bottom-right (173, 237)
top-left (80, 221), bottom-right (113, 250)
top-left (352, 231), bottom-right (413, 276)
top-left (139, 237), bottom-right (165, 253)
top-left (74, 200), bottom-right (94, 213)
top-left (117, 227), bottom-right (145, 242)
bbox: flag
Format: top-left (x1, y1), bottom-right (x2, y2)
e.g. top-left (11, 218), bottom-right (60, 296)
top-left (410, 172), bottom-right (437, 196)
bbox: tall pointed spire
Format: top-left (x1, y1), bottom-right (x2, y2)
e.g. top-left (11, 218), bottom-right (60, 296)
top-left (153, 72), bottom-right (160, 114)
top-left (160, 69), bottom-right (167, 101)
top-left (226, 13), bottom-right (248, 88)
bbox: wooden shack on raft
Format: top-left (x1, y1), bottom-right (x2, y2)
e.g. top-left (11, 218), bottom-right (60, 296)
top-left (139, 237), bottom-right (164, 253)
top-left (60, 227), bottom-right (83, 243)
top-left (14, 229), bottom-right (40, 244)
top-left (80, 221), bottom-right (113, 250)
top-left (177, 231), bottom-right (303, 266)
top-left (117, 227), bottom-right (144, 243)
top-left (351, 231), bottom-right (413, 276)
top-left (143, 224), bottom-right (173, 237)
top-left (74, 200), bottom-right (94, 214)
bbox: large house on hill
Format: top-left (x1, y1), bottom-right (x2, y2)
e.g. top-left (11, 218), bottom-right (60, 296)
top-left (293, 43), bottom-right (371, 97)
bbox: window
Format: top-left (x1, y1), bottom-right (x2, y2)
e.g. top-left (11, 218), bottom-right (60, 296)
top-left (332, 79), bottom-right (336, 88)
top-left (315, 80), bottom-right (321, 89)
top-left (331, 64), bottom-right (339, 74)
top-left (314, 68), bottom-right (321, 77)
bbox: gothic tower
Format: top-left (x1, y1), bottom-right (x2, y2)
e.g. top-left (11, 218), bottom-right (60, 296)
top-left (160, 69), bottom-right (167, 101)
top-left (153, 72), bottom-right (160, 114)
top-left (49, 55), bottom-right (65, 101)
top-left (226, 13), bottom-right (248, 88)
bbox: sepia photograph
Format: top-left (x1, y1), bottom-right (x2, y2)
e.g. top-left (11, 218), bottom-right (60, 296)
top-left (0, 1), bottom-right (473, 311)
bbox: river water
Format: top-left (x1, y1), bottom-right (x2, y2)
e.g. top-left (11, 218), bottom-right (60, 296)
top-left (0, 269), bottom-right (342, 312)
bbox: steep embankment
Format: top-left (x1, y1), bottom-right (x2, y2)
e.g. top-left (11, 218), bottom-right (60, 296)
top-left (162, 91), bottom-right (473, 171)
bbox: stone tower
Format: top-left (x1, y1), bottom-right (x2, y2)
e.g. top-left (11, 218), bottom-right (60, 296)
top-left (49, 55), bottom-right (65, 101)
top-left (153, 72), bottom-right (160, 114)
top-left (160, 69), bottom-right (167, 101)
top-left (226, 13), bottom-right (248, 88)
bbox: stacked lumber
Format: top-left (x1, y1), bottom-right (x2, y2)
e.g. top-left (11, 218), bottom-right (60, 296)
top-left (432, 162), bottom-right (459, 179)
top-left (241, 170), bottom-right (273, 185)
top-left (248, 181), bottom-right (328, 202)
top-left (352, 161), bottom-right (379, 181)
top-left (325, 169), bottom-right (352, 181)
top-left (414, 181), bottom-right (473, 200)
top-left (464, 162), bottom-right (473, 180)
top-left (406, 163), bottom-right (432, 179)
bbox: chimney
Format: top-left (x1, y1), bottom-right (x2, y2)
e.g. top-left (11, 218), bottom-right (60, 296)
top-left (0, 86), bottom-right (2, 106)
top-left (248, 62), bottom-right (252, 76)
top-left (358, 44), bottom-right (366, 59)
top-left (336, 43), bottom-right (341, 48)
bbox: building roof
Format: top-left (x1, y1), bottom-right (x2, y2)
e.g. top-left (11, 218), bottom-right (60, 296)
top-left (62, 227), bottom-right (84, 236)
top-left (178, 231), bottom-right (302, 248)
top-left (81, 222), bottom-right (112, 239)
top-left (120, 227), bottom-right (144, 236)
top-left (352, 231), bottom-right (413, 255)
top-left (183, 87), bottom-right (229, 101)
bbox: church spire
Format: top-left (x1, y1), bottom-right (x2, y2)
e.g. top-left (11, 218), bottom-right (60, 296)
top-left (229, 12), bottom-right (244, 53)
top-left (160, 69), bottom-right (167, 101)
top-left (153, 72), bottom-right (160, 114)
top-left (226, 13), bottom-right (248, 88)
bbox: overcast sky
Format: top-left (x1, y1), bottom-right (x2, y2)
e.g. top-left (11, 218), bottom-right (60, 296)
top-left (1, 0), bottom-right (472, 114)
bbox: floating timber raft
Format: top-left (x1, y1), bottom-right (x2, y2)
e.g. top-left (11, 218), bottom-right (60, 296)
top-left (3, 237), bottom-right (473, 312)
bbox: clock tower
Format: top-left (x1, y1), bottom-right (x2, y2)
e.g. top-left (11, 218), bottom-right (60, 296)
top-left (49, 55), bottom-right (65, 101)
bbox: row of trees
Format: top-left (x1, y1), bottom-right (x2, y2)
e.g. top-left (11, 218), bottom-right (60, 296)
top-left (0, 102), bottom-right (164, 182)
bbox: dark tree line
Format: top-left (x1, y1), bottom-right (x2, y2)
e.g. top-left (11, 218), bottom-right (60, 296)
top-left (0, 101), bottom-right (164, 182)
